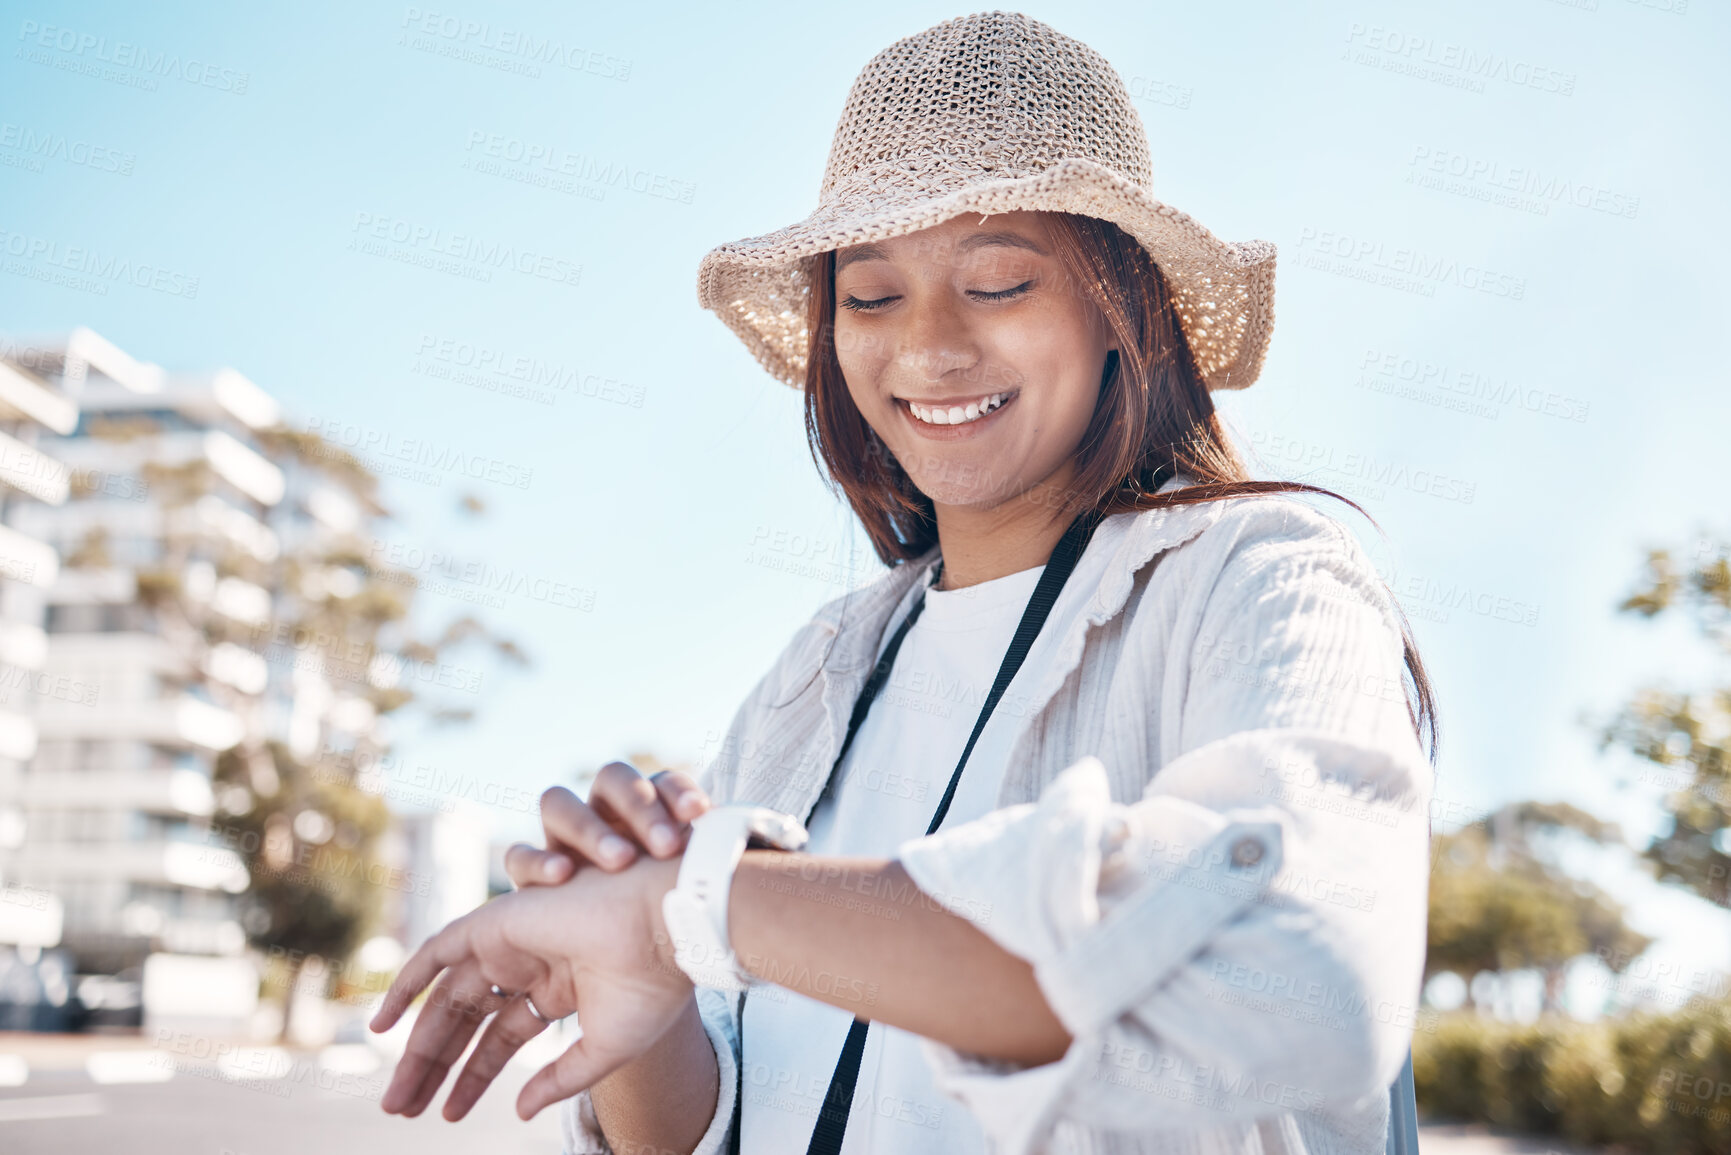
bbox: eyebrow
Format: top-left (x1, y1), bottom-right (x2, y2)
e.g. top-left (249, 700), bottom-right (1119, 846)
top-left (833, 230), bottom-right (1048, 274)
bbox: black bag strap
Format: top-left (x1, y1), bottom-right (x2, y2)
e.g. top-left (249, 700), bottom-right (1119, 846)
top-left (803, 510), bottom-right (1102, 1155)
top-left (725, 588), bottom-right (935, 1155)
top-left (726, 508), bottom-right (1106, 1155)
top-left (730, 512), bottom-right (1107, 1155)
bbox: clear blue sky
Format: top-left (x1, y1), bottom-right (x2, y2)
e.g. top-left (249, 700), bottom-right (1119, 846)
top-left (3, 0), bottom-right (1727, 990)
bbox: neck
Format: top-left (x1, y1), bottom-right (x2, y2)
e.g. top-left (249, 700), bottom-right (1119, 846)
top-left (931, 471), bottom-right (1079, 591)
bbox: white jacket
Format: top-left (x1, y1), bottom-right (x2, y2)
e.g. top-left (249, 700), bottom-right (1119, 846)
top-left (563, 478), bottom-right (1434, 1155)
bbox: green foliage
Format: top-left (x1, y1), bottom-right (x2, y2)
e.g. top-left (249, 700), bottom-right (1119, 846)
top-left (1602, 537), bottom-right (1731, 907)
top-left (214, 743), bottom-right (393, 964)
top-left (1411, 533), bottom-right (1731, 1151)
top-left (253, 427), bottom-right (382, 506)
top-left (1426, 801), bottom-right (1651, 1005)
top-left (1415, 1003), bottom-right (1731, 1154)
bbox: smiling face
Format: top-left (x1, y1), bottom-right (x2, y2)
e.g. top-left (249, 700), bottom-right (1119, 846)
top-left (831, 211), bottom-right (1117, 511)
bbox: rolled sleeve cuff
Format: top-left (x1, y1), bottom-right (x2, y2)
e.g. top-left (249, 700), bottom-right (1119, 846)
top-left (560, 988), bottom-right (740, 1155)
top-left (896, 756), bottom-right (1284, 1037)
top-left (892, 755), bottom-right (1288, 1154)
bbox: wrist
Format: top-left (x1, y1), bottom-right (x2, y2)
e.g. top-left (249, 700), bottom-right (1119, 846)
top-left (638, 852), bottom-right (686, 979)
top-left (658, 805), bottom-right (809, 990)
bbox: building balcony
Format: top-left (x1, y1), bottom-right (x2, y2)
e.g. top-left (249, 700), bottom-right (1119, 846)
top-left (44, 428), bottom-right (284, 508)
top-left (0, 357), bottom-right (78, 434)
top-left (8, 327), bottom-right (165, 397)
top-left (180, 495), bottom-right (279, 561)
top-left (39, 626), bottom-right (178, 668)
top-left (35, 693), bottom-right (245, 751)
top-left (144, 430), bottom-right (285, 507)
top-left (18, 768), bottom-right (215, 817)
top-left (0, 618), bottom-right (48, 670)
top-left (0, 427), bottom-right (70, 504)
top-left (0, 708), bottom-right (37, 762)
top-left (0, 523), bottom-right (59, 589)
top-left (9, 839), bottom-right (248, 893)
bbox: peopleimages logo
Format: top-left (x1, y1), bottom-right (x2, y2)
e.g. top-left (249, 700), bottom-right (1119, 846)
top-left (0, 227), bottom-right (200, 298)
top-left (1246, 430), bottom-right (1477, 504)
top-left (16, 20), bottom-right (251, 93)
top-left (1342, 22), bottom-right (1576, 96)
top-left (303, 417), bottom-right (534, 490)
top-left (1406, 145), bottom-right (1639, 220)
top-left (463, 131), bottom-right (696, 204)
top-left (0, 122), bottom-right (135, 174)
top-left (348, 212), bottom-right (582, 287)
top-left (1294, 227), bottom-right (1525, 301)
top-left (398, 8), bottom-right (631, 81)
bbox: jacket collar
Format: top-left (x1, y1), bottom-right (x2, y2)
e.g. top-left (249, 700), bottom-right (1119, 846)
top-left (780, 477), bottom-right (1227, 822)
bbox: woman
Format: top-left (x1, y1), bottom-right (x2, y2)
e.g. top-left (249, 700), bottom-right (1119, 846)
top-left (370, 13), bottom-right (1437, 1155)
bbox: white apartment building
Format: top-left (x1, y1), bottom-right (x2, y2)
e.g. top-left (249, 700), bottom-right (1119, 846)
top-left (0, 330), bottom-right (394, 992)
top-left (0, 328), bottom-right (91, 967)
top-left (0, 329), bottom-right (498, 1039)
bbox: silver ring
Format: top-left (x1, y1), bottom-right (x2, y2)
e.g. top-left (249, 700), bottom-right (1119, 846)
top-left (523, 994), bottom-right (555, 1025)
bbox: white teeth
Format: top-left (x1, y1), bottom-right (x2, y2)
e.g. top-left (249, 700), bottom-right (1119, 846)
top-left (907, 392), bottom-right (1008, 427)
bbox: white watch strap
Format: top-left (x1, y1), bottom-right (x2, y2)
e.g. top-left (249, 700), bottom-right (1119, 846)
top-left (661, 805), bottom-right (808, 989)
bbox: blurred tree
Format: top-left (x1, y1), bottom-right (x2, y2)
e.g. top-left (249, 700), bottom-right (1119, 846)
top-left (1600, 536), bottom-right (1731, 905)
top-left (214, 741), bottom-right (393, 1034)
top-left (1427, 801), bottom-right (1651, 1014)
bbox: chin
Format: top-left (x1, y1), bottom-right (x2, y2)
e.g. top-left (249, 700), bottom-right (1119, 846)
top-left (905, 466), bottom-right (1028, 510)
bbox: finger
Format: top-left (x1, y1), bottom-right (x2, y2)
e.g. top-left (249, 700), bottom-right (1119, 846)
top-left (540, 783), bottom-right (641, 869)
top-left (442, 997), bottom-right (550, 1121)
top-left (371, 919), bottom-right (472, 1032)
top-left (387, 965), bottom-right (499, 1116)
top-left (504, 841), bottom-right (574, 889)
top-left (403, 1007), bottom-right (485, 1118)
top-left (517, 1032), bottom-right (625, 1121)
top-left (650, 769), bottom-right (712, 824)
top-left (588, 761), bottom-right (683, 858)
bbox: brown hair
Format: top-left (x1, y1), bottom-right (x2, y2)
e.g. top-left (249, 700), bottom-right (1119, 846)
top-left (798, 212), bottom-right (1439, 761)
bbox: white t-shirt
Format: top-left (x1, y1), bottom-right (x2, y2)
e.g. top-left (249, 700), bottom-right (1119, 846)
top-left (737, 543), bottom-right (1105, 1154)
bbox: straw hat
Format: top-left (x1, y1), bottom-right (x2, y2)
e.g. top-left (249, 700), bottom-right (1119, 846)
top-left (696, 10), bottom-right (1276, 393)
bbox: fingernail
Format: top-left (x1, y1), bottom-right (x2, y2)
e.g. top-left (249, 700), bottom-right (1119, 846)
top-left (682, 791), bottom-right (710, 818)
top-left (542, 854), bottom-right (573, 881)
top-left (599, 834), bottom-right (634, 863)
top-left (648, 823), bottom-right (676, 855)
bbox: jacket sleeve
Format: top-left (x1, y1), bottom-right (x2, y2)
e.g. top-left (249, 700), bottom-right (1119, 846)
top-left (892, 508), bottom-right (1433, 1155)
top-left (559, 984), bottom-right (742, 1155)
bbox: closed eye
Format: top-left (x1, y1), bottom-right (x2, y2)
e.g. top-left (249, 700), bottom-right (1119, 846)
top-left (838, 280), bottom-right (1033, 312)
top-left (839, 294), bottom-right (897, 312)
top-left (969, 280), bottom-right (1034, 302)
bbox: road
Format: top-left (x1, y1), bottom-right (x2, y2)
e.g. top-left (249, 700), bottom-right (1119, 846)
top-left (0, 1032), bottom-right (1606, 1154)
top-left (0, 1028), bottom-right (564, 1155)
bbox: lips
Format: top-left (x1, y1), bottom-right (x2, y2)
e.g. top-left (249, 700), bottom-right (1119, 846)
top-left (900, 390), bottom-right (1014, 427)
top-left (892, 389), bottom-right (1019, 442)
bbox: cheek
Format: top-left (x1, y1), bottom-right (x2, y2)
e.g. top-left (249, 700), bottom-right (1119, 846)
top-left (835, 321), bottom-right (891, 409)
top-left (991, 313), bottom-right (1106, 410)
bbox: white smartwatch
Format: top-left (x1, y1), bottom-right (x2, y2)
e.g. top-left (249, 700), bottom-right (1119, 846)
top-left (660, 805), bottom-right (809, 990)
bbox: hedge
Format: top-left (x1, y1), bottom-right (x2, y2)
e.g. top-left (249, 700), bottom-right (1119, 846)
top-left (1414, 1001), bottom-right (1731, 1153)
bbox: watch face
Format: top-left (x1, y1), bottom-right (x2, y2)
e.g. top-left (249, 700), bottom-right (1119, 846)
top-left (747, 811), bottom-right (810, 852)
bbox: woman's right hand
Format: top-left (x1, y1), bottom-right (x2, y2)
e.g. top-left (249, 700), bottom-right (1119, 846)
top-left (504, 760), bottom-right (712, 888)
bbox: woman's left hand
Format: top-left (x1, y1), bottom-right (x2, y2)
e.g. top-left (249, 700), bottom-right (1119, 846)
top-left (370, 851), bottom-right (687, 1122)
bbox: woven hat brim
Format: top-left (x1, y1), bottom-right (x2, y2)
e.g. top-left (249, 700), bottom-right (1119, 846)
top-left (696, 158), bottom-right (1276, 393)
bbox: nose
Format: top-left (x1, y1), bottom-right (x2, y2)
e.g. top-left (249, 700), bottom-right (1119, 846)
top-left (894, 292), bottom-right (980, 385)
